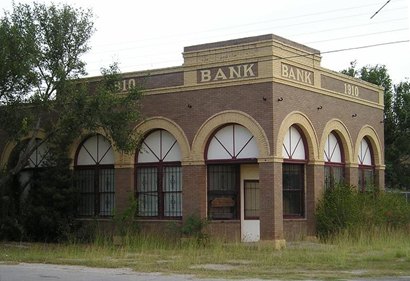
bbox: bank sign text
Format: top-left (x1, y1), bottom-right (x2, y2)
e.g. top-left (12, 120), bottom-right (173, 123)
top-left (281, 63), bottom-right (314, 85)
top-left (198, 63), bottom-right (258, 83)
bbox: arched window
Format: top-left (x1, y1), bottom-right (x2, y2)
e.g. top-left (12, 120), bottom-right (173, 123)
top-left (358, 137), bottom-right (375, 191)
top-left (324, 132), bottom-right (344, 189)
top-left (282, 125), bottom-right (306, 218)
top-left (206, 124), bottom-right (258, 220)
top-left (9, 139), bottom-right (49, 193)
top-left (75, 134), bottom-right (115, 217)
top-left (136, 129), bottom-right (182, 219)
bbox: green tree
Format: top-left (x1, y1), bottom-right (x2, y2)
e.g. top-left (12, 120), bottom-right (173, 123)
top-left (389, 81), bottom-right (410, 189)
top-left (0, 2), bottom-right (142, 240)
top-left (341, 62), bottom-right (410, 190)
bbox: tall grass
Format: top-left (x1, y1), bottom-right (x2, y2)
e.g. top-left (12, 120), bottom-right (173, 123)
top-left (1, 186), bottom-right (409, 280)
top-left (1, 226), bottom-right (409, 280)
top-left (316, 184), bottom-right (410, 240)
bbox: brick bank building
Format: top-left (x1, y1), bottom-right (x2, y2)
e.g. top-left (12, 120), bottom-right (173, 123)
top-left (0, 34), bottom-right (385, 244)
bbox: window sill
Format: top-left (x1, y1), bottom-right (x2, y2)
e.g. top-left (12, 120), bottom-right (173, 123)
top-left (208, 220), bottom-right (240, 223)
top-left (283, 216), bottom-right (306, 221)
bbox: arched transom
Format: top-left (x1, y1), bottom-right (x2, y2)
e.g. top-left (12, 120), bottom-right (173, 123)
top-left (207, 124), bottom-right (258, 160)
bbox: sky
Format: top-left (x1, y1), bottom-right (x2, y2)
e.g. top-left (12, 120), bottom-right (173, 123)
top-left (1, 0), bottom-right (409, 84)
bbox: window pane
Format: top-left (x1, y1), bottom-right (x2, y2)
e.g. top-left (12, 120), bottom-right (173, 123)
top-left (283, 164), bottom-right (303, 190)
top-left (283, 164), bottom-right (304, 217)
top-left (99, 169), bottom-right (115, 216)
top-left (283, 190), bottom-right (302, 216)
top-left (137, 167), bottom-right (158, 216)
top-left (244, 180), bottom-right (259, 219)
top-left (333, 166), bottom-right (344, 185)
top-left (208, 165), bottom-right (238, 220)
top-left (359, 168), bottom-right (375, 191)
top-left (324, 166), bottom-right (344, 189)
top-left (208, 165), bottom-right (237, 192)
top-left (164, 192), bottom-right (182, 217)
top-left (138, 193), bottom-right (158, 216)
top-left (137, 167), bottom-right (157, 192)
top-left (76, 169), bottom-right (95, 216)
top-left (324, 166), bottom-right (331, 189)
top-left (163, 166), bottom-right (182, 217)
top-left (163, 167), bottom-right (181, 192)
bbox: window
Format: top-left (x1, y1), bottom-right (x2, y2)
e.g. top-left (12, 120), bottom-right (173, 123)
top-left (358, 138), bottom-right (375, 191)
top-left (244, 180), bottom-right (260, 219)
top-left (9, 139), bottom-right (49, 194)
top-left (136, 129), bottom-right (182, 219)
top-left (208, 164), bottom-right (239, 220)
top-left (282, 125), bottom-right (306, 218)
top-left (206, 124), bottom-right (259, 220)
top-left (75, 134), bottom-right (115, 217)
top-left (324, 132), bottom-right (344, 189)
top-left (283, 164), bottom-right (304, 217)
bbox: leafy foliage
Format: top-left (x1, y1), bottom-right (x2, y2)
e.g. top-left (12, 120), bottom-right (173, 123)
top-left (341, 61), bottom-right (410, 190)
top-left (0, 2), bottom-right (143, 241)
top-left (316, 184), bottom-right (410, 239)
top-left (20, 155), bottom-right (77, 242)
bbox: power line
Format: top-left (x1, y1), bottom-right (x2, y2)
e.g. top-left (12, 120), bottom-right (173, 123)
top-left (322, 39), bottom-right (410, 55)
top-left (89, 1), bottom-right (406, 50)
top-left (85, 15), bottom-right (408, 59)
top-left (306, 28), bottom-right (409, 44)
top-left (84, 39), bottom-right (410, 74)
top-left (371, 0), bottom-right (391, 19)
top-left (268, 40), bottom-right (410, 61)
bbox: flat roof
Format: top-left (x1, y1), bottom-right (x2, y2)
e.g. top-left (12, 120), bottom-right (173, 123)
top-left (184, 34), bottom-right (320, 55)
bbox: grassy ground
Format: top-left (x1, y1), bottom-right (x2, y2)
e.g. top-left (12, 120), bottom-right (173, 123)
top-left (0, 228), bottom-right (409, 280)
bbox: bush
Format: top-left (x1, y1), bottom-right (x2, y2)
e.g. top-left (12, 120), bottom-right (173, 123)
top-left (179, 214), bottom-right (209, 246)
top-left (21, 162), bottom-right (78, 242)
top-left (316, 184), bottom-right (359, 238)
top-left (316, 184), bottom-right (410, 240)
top-left (1, 148), bottom-right (79, 242)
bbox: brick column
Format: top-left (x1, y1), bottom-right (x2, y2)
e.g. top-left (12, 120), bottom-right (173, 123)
top-left (114, 167), bottom-right (135, 213)
top-left (375, 165), bottom-right (385, 190)
top-left (345, 163), bottom-right (359, 188)
top-left (182, 164), bottom-right (207, 220)
top-left (259, 161), bottom-right (284, 245)
top-left (306, 162), bottom-right (324, 236)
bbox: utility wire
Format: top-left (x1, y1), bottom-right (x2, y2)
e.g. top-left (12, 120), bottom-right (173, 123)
top-left (371, 0), bottom-right (391, 19)
top-left (84, 39), bottom-right (410, 74)
top-left (269, 40), bottom-right (410, 61)
top-left (90, 1), bottom-right (406, 50)
top-left (306, 28), bottom-right (408, 44)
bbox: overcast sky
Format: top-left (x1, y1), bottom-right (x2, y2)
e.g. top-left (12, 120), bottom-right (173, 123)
top-left (1, 0), bottom-right (409, 84)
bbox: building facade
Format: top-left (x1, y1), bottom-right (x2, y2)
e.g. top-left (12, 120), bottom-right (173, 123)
top-left (0, 34), bottom-right (385, 244)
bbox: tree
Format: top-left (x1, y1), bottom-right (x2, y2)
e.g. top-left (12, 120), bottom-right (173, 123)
top-left (389, 81), bottom-right (410, 189)
top-left (341, 62), bottom-right (410, 190)
top-left (0, 2), bottom-right (142, 240)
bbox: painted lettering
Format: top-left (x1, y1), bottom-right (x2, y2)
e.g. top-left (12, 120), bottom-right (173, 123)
top-left (288, 67), bottom-right (295, 80)
top-left (118, 78), bottom-right (138, 92)
top-left (281, 63), bottom-right (314, 85)
top-left (304, 72), bottom-right (312, 84)
top-left (199, 63), bottom-right (257, 83)
top-left (282, 64), bottom-right (289, 78)
top-left (214, 68), bottom-right (228, 81)
top-left (128, 78), bottom-right (135, 88)
top-left (344, 83), bottom-right (359, 97)
top-left (229, 66), bottom-right (241, 79)
top-left (243, 64), bottom-right (255, 77)
top-left (200, 70), bottom-right (211, 82)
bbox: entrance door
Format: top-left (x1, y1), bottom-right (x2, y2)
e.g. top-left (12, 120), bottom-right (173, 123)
top-left (240, 165), bottom-right (260, 242)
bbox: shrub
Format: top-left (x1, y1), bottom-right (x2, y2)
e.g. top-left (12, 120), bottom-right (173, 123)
top-left (179, 214), bottom-right (209, 246)
top-left (113, 197), bottom-right (139, 236)
top-left (316, 184), bottom-right (410, 240)
top-left (316, 184), bottom-right (359, 239)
